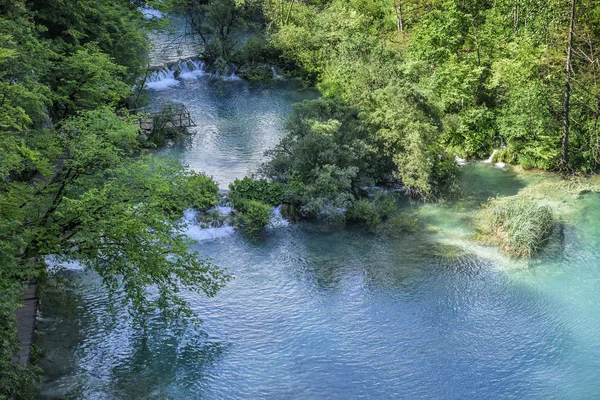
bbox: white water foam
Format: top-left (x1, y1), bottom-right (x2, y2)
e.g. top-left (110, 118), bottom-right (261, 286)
top-left (179, 60), bottom-right (206, 80)
top-left (182, 208), bottom-right (236, 242)
top-left (184, 225), bottom-right (236, 242)
top-left (455, 156), bottom-right (468, 166)
top-left (183, 208), bottom-right (199, 222)
top-left (146, 68), bottom-right (180, 90)
top-left (222, 72), bottom-right (242, 81)
top-left (270, 205), bottom-right (290, 228)
top-left (271, 66), bottom-right (284, 80)
top-left (146, 60), bottom-right (243, 89)
top-left (215, 206), bottom-right (233, 216)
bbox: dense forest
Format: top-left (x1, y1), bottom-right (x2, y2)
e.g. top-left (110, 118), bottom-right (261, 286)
top-left (2, 0), bottom-right (600, 397)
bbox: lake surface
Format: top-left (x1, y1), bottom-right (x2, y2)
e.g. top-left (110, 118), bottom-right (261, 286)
top-left (37, 16), bottom-right (600, 400)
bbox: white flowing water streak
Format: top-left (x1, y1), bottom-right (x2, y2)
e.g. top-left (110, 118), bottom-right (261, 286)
top-left (145, 68), bottom-right (180, 90)
top-left (145, 60), bottom-right (206, 90)
top-left (215, 205), bottom-right (233, 216)
top-left (483, 148), bottom-right (498, 163)
top-left (178, 60), bottom-right (206, 80)
top-left (270, 205), bottom-right (290, 228)
top-left (455, 155), bottom-right (468, 166)
top-left (271, 66), bottom-right (284, 80)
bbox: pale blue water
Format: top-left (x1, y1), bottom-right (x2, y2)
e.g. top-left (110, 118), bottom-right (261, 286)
top-left (36, 17), bottom-right (600, 400)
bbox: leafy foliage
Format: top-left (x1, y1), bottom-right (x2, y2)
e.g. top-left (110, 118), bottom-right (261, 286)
top-left (265, 0), bottom-right (600, 172)
top-left (346, 193), bottom-right (397, 229)
top-left (228, 177), bottom-right (285, 211)
top-left (236, 200), bottom-right (271, 236)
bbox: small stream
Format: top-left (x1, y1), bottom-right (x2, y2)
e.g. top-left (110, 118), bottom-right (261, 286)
top-left (36, 15), bottom-right (600, 400)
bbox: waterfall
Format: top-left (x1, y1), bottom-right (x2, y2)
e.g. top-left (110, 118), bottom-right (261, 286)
top-left (144, 59), bottom-right (247, 89)
top-left (145, 59), bottom-right (206, 90)
top-left (145, 67), bottom-right (180, 90)
top-left (270, 205), bottom-right (290, 228)
top-left (484, 149), bottom-right (499, 163)
top-left (181, 208), bottom-right (236, 242)
top-left (481, 149), bottom-right (507, 169)
top-left (455, 156), bottom-right (468, 166)
top-left (178, 59), bottom-right (206, 80)
top-left (271, 66), bottom-right (284, 80)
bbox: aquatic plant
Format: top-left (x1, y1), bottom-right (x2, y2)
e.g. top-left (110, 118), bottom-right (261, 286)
top-left (478, 197), bottom-right (554, 257)
top-left (374, 213), bottom-right (422, 237)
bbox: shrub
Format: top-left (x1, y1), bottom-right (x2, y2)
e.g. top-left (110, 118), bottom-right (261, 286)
top-left (228, 178), bottom-right (285, 211)
top-left (158, 169), bottom-right (219, 216)
top-left (346, 193), bottom-right (397, 228)
top-left (346, 199), bottom-right (380, 227)
top-left (375, 213), bottom-right (421, 237)
top-left (478, 197), bottom-right (553, 257)
top-left (238, 200), bottom-right (271, 236)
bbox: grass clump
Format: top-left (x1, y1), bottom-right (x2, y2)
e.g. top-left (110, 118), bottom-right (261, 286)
top-left (477, 197), bottom-right (553, 257)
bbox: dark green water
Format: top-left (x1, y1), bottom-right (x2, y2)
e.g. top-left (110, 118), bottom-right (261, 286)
top-left (36, 18), bottom-right (600, 400)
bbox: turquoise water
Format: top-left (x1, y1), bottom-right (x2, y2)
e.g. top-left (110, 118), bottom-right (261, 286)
top-left (36, 18), bottom-right (600, 400)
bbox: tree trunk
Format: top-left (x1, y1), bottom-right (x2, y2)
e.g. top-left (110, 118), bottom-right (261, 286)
top-left (285, 0), bottom-right (295, 25)
top-left (561, 0), bottom-right (576, 171)
top-left (395, 1), bottom-right (404, 38)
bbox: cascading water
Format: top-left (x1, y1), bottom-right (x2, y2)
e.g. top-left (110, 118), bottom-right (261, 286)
top-left (483, 149), bottom-right (498, 163)
top-left (145, 59), bottom-right (207, 90)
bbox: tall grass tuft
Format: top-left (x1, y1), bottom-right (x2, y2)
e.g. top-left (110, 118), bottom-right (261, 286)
top-left (478, 198), bottom-right (553, 257)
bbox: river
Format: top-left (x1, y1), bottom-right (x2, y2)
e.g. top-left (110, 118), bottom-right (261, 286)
top-left (36, 16), bottom-right (600, 400)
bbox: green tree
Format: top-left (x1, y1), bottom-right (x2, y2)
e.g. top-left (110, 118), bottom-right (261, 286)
top-left (49, 44), bottom-right (131, 120)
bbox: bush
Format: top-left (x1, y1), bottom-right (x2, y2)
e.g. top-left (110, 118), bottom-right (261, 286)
top-left (346, 193), bottom-right (396, 228)
top-left (478, 197), bottom-right (553, 257)
top-left (179, 173), bottom-right (220, 211)
top-left (237, 200), bottom-right (271, 236)
top-left (157, 168), bottom-right (219, 216)
top-left (375, 213), bottom-right (421, 237)
top-left (346, 199), bottom-right (380, 227)
top-left (228, 178), bottom-right (285, 211)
